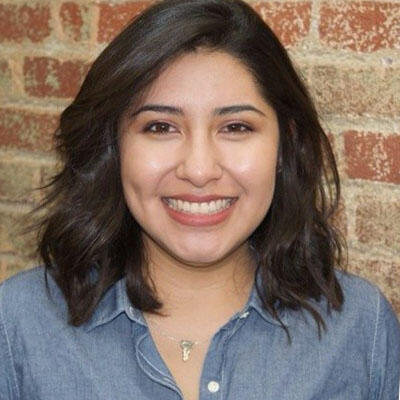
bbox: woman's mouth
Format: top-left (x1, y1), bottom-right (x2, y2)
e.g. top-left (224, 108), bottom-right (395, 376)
top-left (163, 197), bottom-right (235, 215)
top-left (161, 197), bottom-right (238, 226)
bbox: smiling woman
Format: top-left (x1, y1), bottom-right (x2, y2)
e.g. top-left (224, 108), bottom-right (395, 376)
top-left (119, 50), bottom-right (280, 273)
top-left (0, 0), bottom-right (399, 399)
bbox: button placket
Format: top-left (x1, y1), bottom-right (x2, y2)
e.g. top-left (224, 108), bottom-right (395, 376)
top-left (135, 331), bottom-right (182, 397)
top-left (200, 310), bottom-right (250, 400)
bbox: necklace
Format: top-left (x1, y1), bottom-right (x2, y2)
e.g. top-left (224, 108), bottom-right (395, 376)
top-left (145, 316), bottom-right (212, 362)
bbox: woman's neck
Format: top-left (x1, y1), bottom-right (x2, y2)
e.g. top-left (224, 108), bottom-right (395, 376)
top-left (144, 253), bottom-right (257, 324)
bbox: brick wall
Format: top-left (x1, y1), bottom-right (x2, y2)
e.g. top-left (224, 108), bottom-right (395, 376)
top-left (0, 0), bottom-right (399, 317)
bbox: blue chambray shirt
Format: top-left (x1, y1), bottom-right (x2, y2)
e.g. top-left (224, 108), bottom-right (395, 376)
top-left (0, 266), bottom-right (399, 400)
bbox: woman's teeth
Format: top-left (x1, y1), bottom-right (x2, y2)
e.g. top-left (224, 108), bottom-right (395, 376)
top-left (165, 198), bottom-right (234, 215)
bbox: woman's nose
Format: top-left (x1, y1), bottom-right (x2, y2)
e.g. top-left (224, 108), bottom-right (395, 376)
top-left (175, 134), bottom-right (223, 187)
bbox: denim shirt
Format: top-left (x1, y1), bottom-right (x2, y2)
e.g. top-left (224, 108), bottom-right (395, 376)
top-left (0, 266), bottom-right (399, 400)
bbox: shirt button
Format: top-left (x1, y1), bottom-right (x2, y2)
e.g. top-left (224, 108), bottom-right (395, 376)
top-left (207, 381), bottom-right (220, 393)
top-left (240, 311), bottom-right (249, 318)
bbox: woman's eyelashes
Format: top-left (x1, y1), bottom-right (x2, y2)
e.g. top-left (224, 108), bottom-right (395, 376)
top-left (220, 123), bottom-right (254, 133)
top-left (142, 122), bottom-right (177, 134)
top-left (141, 121), bottom-right (254, 134)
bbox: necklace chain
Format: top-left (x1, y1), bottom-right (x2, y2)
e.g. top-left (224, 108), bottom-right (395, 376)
top-left (145, 316), bottom-right (212, 361)
top-left (144, 306), bottom-right (250, 362)
top-left (145, 316), bottom-right (211, 345)
top-left (143, 279), bottom-right (254, 362)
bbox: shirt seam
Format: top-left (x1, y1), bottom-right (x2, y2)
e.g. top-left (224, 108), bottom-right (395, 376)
top-left (137, 347), bottom-right (171, 379)
top-left (220, 313), bottom-right (249, 398)
top-left (136, 333), bottom-right (173, 380)
top-left (0, 282), bottom-right (20, 399)
top-left (135, 334), bottom-right (182, 396)
top-left (369, 286), bottom-right (380, 399)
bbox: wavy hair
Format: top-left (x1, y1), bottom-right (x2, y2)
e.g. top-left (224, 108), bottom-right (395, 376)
top-left (29, 0), bottom-right (345, 339)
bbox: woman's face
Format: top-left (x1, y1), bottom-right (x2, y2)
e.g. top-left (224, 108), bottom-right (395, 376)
top-left (119, 49), bottom-right (279, 269)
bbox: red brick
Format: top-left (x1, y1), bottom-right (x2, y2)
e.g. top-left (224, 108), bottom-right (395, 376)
top-left (0, 159), bottom-right (41, 203)
top-left (0, 207), bottom-right (36, 258)
top-left (253, 2), bottom-right (312, 47)
top-left (0, 256), bottom-right (30, 282)
top-left (320, 2), bottom-right (400, 52)
top-left (355, 195), bottom-right (400, 252)
top-left (0, 215), bottom-right (14, 253)
top-left (331, 199), bottom-right (347, 239)
top-left (0, 3), bottom-right (51, 43)
top-left (344, 131), bottom-right (400, 184)
top-left (0, 108), bottom-right (58, 152)
top-left (60, 2), bottom-right (90, 41)
top-left (97, 1), bottom-right (152, 43)
top-left (349, 258), bottom-right (400, 314)
top-left (349, 257), bottom-right (400, 315)
top-left (311, 65), bottom-right (400, 117)
top-left (0, 59), bottom-right (12, 96)
top-left (349, 257), bottom-right (400, 292)
top-left (327, 132), bottom-right (339, 164)
top-left (0, 208), bottom-right (22, 254)
top-left (23, 57), bottom-right (89, 98)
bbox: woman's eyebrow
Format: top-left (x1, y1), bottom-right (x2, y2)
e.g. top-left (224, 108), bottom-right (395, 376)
top-left (216, 104), bottom-right (266, 117)
top-left (130, 104), bottom-right (266, 118)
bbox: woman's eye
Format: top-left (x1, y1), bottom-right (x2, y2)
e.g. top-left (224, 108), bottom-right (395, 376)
top-left (143, 122), bottom-right (177, 134)
top-left (142, 122), bottom-right (253, 135)
top-left (221, 123), bottom-right (253, 134)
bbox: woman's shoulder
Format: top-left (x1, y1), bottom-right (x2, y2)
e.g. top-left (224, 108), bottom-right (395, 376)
top-left (1, 264), bottom-right (46, 286)
top-left (334, 269), bottom-right (396, 318)
top-left (291, 269), bottom-right (400, 341)
top-left (1, 265), bottom-right (52, 299)
top-left (335, 269), bottom-right (381, 310)
top-left (325, 269), bottom-right (400, 341)
top-left (332, 270), bottom-right (400, 393)
top-left (0, 266), bottom-right (66, 325)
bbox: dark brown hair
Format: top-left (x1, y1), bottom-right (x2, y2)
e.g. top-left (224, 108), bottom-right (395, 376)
top-left (29, 0), bottom-right (345, 339)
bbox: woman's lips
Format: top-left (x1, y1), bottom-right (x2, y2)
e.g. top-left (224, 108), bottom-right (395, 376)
top-left (162, 197), bottom-right (237, 227)
top-left (163, 194), bottom-right (237, 202)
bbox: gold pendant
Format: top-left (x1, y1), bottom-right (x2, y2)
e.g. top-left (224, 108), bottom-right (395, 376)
top-left (180, 340), bottom-right (194, 361)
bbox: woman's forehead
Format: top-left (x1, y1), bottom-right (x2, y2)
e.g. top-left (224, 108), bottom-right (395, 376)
top-left (135, 50), bottom-right (269, 112)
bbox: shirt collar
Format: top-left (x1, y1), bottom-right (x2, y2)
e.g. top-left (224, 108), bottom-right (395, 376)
top-left (245, 268), bottom-right (289, 327)
top-left (84, 267), bottom-right (288, 332)
top-left (83, 278), bottom-right (131, 332)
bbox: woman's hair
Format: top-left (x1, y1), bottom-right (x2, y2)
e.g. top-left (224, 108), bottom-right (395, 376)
top-left (30, 0), bottom-right (345, 338)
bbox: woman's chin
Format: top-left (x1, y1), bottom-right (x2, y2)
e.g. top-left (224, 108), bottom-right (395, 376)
top-left (170, 248), bottom-right (228, 267)
top-left (164, 240), bottom-right (249, 270)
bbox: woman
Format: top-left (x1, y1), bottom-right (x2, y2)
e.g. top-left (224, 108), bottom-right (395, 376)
top-left (0, 0), bottom-right (399, 399)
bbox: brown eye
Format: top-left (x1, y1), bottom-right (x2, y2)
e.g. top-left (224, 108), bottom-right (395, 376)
top-left (222, 123), bottom-right (253, 133)
top-left (143, 122), bottom-right (177, 134)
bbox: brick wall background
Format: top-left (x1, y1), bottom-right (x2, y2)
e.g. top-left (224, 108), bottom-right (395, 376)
top-left (0, 0), bottom-right (399, 317)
